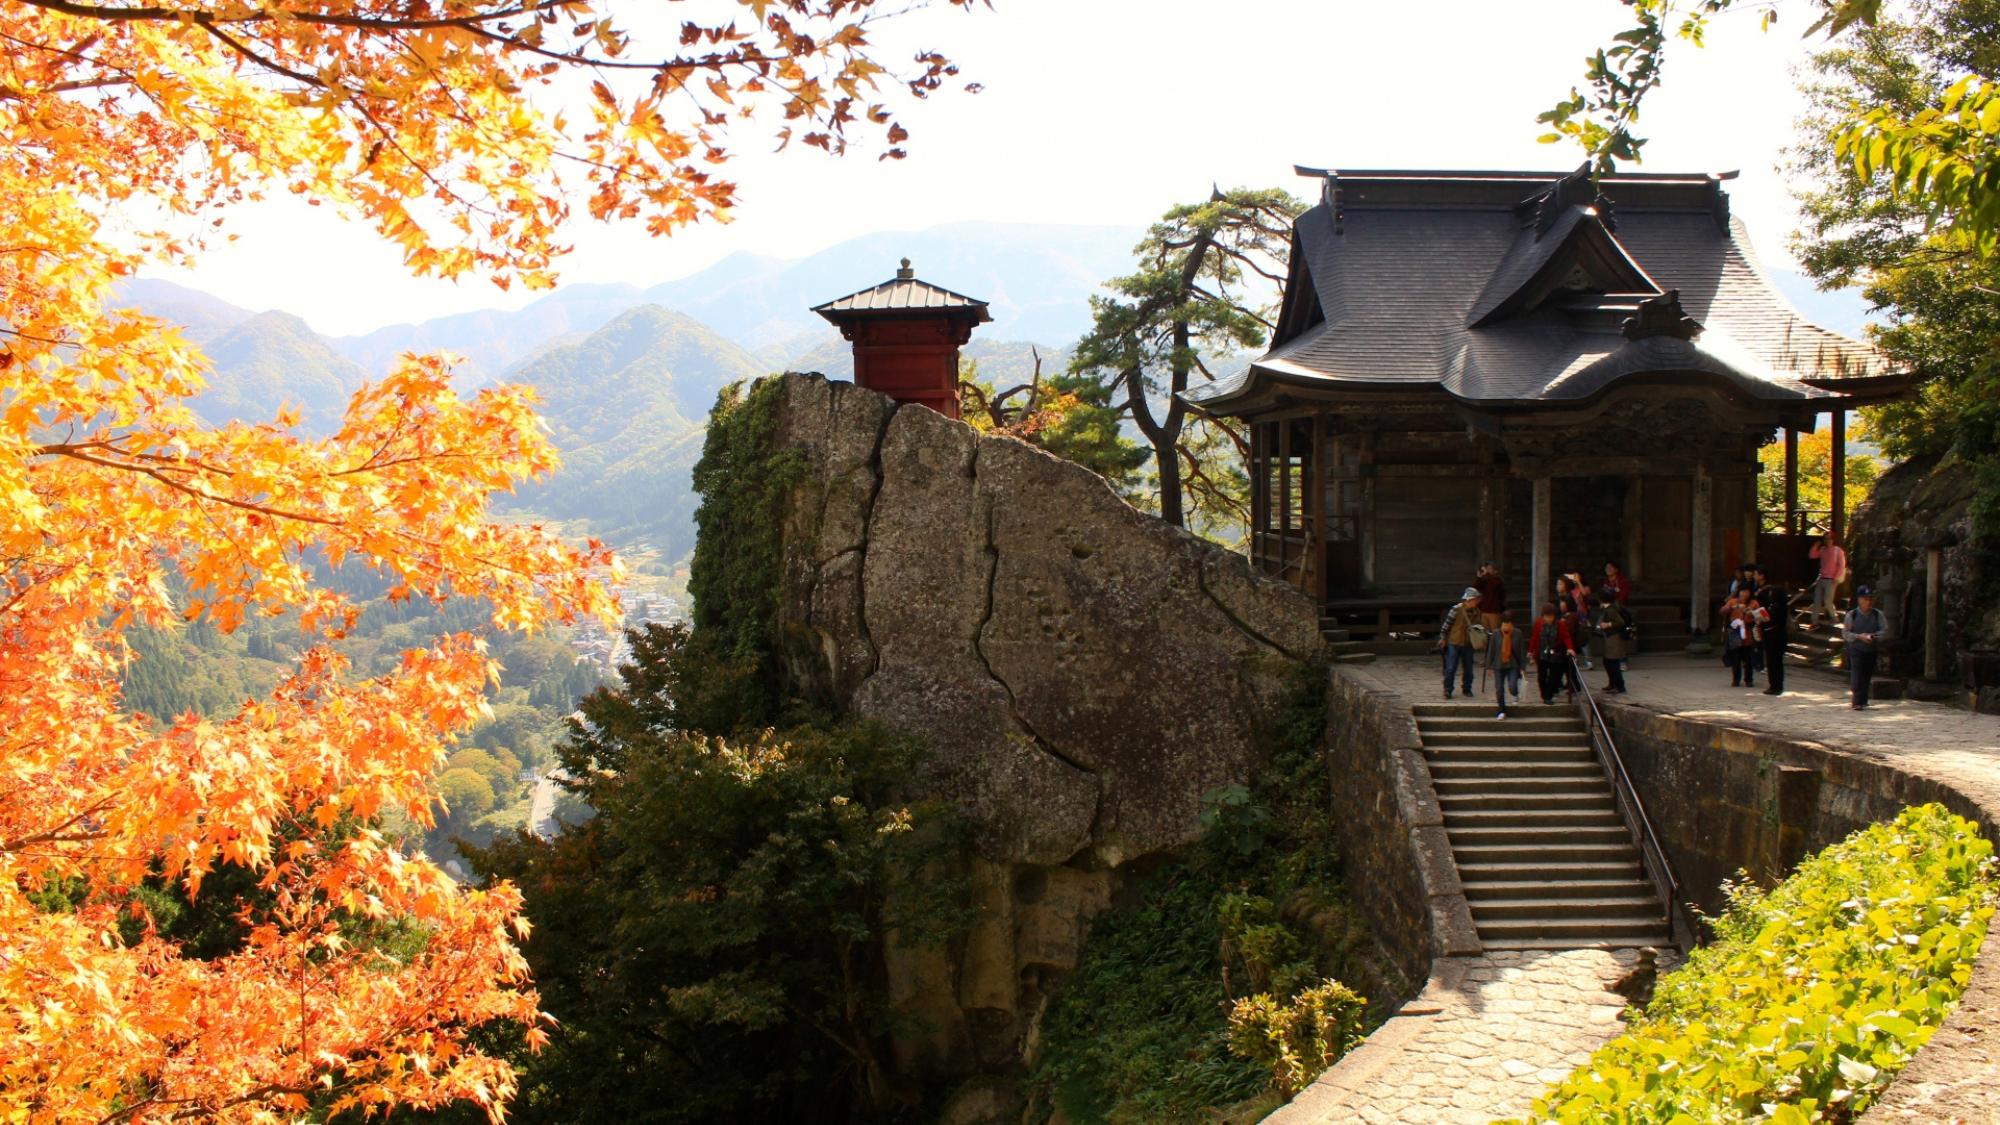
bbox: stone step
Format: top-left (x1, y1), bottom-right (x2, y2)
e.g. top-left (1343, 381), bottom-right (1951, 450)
top-left (1427, 757), bottom-right (1606, 777)
top-left (1444, 808), bottom-right (1623, 829)
top-left (1427, 747), bottom-right (1599, 766)
top-left (1317, 623), bottom-right (1352, 644)
top-left (1432, 774), bottom-right (1609, 795)
top-left (1418, 716), bottom-right (1582, 734)
top-left (1481, 934), bottom-right (1673, 951)
top-left (1469, 895), bottom-right (1663, 920)
top-left (1456, 836), bottom-right (1640, 860)
top-left (1475, 916), bottom-right (1671, 943)
top-left (1411, 703), bottom-right (1574, 719)
top-left (1447, 824), bottom-right (1633, 847)
top-left (1439, 791), bottom-right (1618, 813)
top-left (1326, 639), bottom-right (1371, 655)
top-left (1463, 878), bottom-right (1657, 902)
top-left (1420, 731), bottom-right (1593, 748)
top-left (1458, 859), bottom-right (1646, 882)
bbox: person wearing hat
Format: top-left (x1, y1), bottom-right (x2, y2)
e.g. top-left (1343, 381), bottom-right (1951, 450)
top-left (1435, 586), bottom-right (1483, 700)
top-left (1841, 586), bottom-right (1890, 710)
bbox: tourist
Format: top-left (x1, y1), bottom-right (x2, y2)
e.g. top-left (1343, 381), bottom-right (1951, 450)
top-left (1531, 601), bottom-right (1575, 705)
top-left (1723, 592), bottom-right (1758, 688)
top-left (1753, 564), bottom-right (1790, 696)
top-left (1806, 531), bottom-right (1847, 632)
top-left (1487, 613), bottom-right (1526, 718)
top-left (1600, 561), bottom-right (1631, 606)
top-left (1436, 586), bottom-right (1482, 700)
top-left (1842, 585), bottom-right (1889, 711)
top-left (1726, 563), bottom-right (1756, 600)
top-left (1594, 597), bottom-right (1632, 694)
top-left (1474, 562), bottom-right (1506, 641)
top-left (1558, 574), bottom-right (1593, 671)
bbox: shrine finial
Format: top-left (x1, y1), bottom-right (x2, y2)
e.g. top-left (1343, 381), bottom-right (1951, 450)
top-left (1621, 289), bottom-right (1703, 341)
top-left (897, 257), bottom-right (914, 280)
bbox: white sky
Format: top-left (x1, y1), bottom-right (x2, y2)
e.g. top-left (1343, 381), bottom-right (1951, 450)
top-left (144, 0), bottom-right (1837, 337)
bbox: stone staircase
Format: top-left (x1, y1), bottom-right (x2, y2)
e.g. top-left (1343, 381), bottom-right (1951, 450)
top-left (1317, 620), bottom-right (1378, 664)
top-left (1416, 703), bottom-right (1672, 950)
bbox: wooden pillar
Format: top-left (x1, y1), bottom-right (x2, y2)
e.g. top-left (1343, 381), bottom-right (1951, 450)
top-left (1359, 433), bottom-right (1377, 586)
top-left (1830, 409), bottom-right (1848, 542)
top-left (1531, 475), bottom-right (1552, 619)
top-left (1783, 428), bottom-right (1800, 535)
top-left (1278, 420), bottom-right (1296, 583)
top-left (1249, 423), bottom-right (1267, 569)
top-left (1623, 478), bottom-right (1645, 581)
top-left (1309, 411), bottom-right (1328, 600)
top-left (1691, 463), bottom-right (1714, 633)
top-left (1477, 477), bottom-right (1497, 572)
top-left (1925, 546), bottom-right (1945, 682)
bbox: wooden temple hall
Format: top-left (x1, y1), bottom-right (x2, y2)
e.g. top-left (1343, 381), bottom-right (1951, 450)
top-left (1186, 166), bottom-right (1909, 644)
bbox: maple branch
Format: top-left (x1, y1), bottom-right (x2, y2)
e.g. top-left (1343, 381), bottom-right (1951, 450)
top-left (38, 446), bottom-right (346, 527)
top-left (15, 0), bottom-right (582, 32)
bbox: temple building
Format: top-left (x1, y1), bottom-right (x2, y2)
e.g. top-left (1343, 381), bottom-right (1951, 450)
top-left (1185, 166), bottom-right (1908, 645)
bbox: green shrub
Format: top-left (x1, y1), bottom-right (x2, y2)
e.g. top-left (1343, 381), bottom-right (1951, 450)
top-left (1499, 803), bottom-right (1997, 1125)
top-left (1227, 979), bottom-right (1368, 1097)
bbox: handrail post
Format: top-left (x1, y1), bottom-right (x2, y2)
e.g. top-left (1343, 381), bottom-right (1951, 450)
top-left (1569, 655), bottom-right (1692, 952)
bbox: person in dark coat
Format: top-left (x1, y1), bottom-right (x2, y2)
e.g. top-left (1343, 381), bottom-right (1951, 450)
top-left (1531, 601), bottom-right (1575, 705)
top-left (1594, 597), bottom-right (1632, 694)
top-left (1753, 564), bottom-right (1789, 695)
top-left (1487, 613), bottom-right (1526, 718)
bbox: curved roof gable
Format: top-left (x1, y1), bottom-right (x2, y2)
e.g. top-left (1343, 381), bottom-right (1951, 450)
top-left (1465, 205), bottom-right (1659, 326)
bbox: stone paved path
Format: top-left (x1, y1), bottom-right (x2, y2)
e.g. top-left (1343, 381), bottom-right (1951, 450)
top-left (1268, 654), bottom-right (2000, 1124)
top-left (1267, 948), bottom-right (1659, 1125)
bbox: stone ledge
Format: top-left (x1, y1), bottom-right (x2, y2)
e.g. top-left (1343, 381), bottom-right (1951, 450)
top-left (1602, 695), bottom-right (2000, 1124)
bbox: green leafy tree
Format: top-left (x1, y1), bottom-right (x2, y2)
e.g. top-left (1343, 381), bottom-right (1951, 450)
top-left (463, 623), bottom-right (970, 1123)
top-left (1545, 1), bottom-right (2000, 251)
top-left (1070, 187), bottom-right (1304, 532)
top-left (437, 767), bottom-right (497, 825)
top-left (1788, 0), bottom-right (2000, 534)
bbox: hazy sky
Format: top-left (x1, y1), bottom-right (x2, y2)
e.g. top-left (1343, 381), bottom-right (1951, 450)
top-left (143, 0), bottom-right (1839, 337)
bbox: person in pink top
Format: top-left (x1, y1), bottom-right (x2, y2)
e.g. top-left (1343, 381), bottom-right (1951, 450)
top-left (1807, 532), bottom-right (1847, 631)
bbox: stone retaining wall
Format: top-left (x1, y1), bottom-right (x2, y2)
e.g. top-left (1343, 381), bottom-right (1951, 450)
top-left (1321, 669), bottom-right (1478, 997)
top-left (1603, 699), bottom-right (2000, 1121)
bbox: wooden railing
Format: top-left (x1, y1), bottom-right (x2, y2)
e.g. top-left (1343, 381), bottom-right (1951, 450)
top-left (1570, 655), bottom-right (1695, 952)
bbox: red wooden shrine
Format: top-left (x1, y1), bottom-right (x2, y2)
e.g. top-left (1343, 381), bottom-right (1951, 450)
top-left (812, 259), bottom-right (991, 419)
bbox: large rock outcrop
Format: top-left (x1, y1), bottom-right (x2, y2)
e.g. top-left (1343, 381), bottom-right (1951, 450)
top-left (774, 372), bottom-right (1321, 866)
top-left (1848, 451), bottom-right (1997, 702)
top-left (764, 373), bottom-right (1323, 1084)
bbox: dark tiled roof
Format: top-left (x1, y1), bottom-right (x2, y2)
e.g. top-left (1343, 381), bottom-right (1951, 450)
top-left (1190, 169), bottom-right (1888, 413)
top-left (812, 259), bottom-right (992, 321)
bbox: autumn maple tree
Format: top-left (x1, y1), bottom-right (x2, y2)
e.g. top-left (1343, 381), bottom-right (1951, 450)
top-left (0, 0), bottom-right (975, 1119)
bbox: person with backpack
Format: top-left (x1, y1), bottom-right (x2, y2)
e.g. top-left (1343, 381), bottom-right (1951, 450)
top-left (1474, 562), bottom-right (1506, 660)
top-left (1594, 596), bottom-right (1632, 694)
top-left (1435, 586), bottom-right (1482, 700)
top-left (1487, 613), bottom-right (1526, 718)
top-left (1841, 585), bottom-right (1890, 710)
top-left (1531, 601), bottom-right (1575, 705)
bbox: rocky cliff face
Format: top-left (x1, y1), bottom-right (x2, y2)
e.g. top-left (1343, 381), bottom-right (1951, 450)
top-left (1848, 451), bottom-right (1998, 702)
top-left (763, 373), bottom-right (1323, 1084)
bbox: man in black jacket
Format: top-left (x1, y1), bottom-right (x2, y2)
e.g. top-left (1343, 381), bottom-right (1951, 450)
top-left (1753, 564), bottom-right (1789, 696)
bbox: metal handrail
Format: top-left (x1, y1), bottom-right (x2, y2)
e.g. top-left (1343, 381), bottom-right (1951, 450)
top-left (1569, 655), bottom-right (1695, 951)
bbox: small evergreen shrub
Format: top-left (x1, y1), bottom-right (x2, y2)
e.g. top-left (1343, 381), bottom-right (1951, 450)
top-left (1500, 803), bottom-right (1997, 1125)
top-left (1227, 979), bottom-right (1368, 1097)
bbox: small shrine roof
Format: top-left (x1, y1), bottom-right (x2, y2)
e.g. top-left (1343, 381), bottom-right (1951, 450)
top-left (812, 259), bottom-right (992, 322)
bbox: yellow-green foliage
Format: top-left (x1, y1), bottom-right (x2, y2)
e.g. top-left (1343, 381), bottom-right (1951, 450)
top-left (1500, 803), bottom-right (1996, 1125)
top-left (1227, 979), bottom-right (1368, 1097)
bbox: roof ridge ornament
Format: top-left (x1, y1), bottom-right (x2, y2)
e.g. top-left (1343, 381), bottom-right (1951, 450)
top-left (896, 257), bottom-right (914, 280)
top-left (1530, 163), bottom-right (1616, 236)
top-left (1621, 288), bottom-right (1703, 341)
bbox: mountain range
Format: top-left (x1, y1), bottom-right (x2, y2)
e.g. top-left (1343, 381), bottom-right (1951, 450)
top-left (111, 222), bottom-right (1873, 570)
top-left (115, 221), bottom-right (1146, 567)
